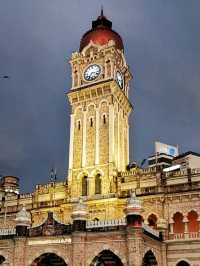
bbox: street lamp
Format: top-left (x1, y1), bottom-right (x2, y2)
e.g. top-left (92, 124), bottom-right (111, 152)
top-left (0, 76), bottom-right (10, 79)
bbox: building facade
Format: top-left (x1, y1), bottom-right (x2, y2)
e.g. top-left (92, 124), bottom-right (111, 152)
top-left (0, 11), bottom-right (200, 266)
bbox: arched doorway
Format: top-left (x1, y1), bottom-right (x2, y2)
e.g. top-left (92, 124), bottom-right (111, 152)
top-left (0, 256), bottom-right (5, 265)
top-left (30, 253), bottom-right (67, 266)
top-left (90, 250), bottom-right (124, 266)
top-left (142, 250), bottom-right (158, 266)
top-left (177, 261), bottom-right (190, 266)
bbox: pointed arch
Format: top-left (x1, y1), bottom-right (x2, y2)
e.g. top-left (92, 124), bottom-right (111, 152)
top-left (74, 106), bottom-right (83, 115)
top-left (187, 210), bottom-right (198, 233)
top-left (142, 250), bottom-right (158, 266)
top-left (91, 168), bottom-right (104, 177)
top-left (176, 260), bottom-right (190, 266)
top-left (30, 253), bottom-right (68, 266)
top-left (90, 249), bottom-right (124, 266)
top-left (87, 103), bottom-right (96, 111)
top-left (147, 213), bottom-right (158, 229)
top-left (0, 256), bottom-right (5, 265)
top-left (173, 212), bottom-right (184, 234)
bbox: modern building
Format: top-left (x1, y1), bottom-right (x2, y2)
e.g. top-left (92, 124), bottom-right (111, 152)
top-left (0, 11), bottom-right (200, 266)
top-left (148, 153), bottom-right (174, 169)
top-left (173, 151), bottom-right (200, 170)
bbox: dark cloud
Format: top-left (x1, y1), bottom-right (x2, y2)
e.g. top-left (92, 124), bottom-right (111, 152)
top-left (0, 0), bottom-right (200, 192)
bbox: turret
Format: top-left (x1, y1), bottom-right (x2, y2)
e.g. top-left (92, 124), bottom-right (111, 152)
top-left (0, 176), bottom-right (19, 197)
top-left (71, 198), bottom-right (88, 231)
top-left (124, 192), bottom-right (143, 227)
top-left (15, 205), bottom-right (31, 236)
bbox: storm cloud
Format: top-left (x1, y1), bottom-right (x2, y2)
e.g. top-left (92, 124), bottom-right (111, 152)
top-left (0, 0), bottom-right (200, 192)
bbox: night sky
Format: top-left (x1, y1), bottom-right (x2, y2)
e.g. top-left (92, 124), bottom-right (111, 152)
top-left (0, 1), bottom-right (200, 192)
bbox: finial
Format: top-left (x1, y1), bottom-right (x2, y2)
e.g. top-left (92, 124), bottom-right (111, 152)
top-left (100, 5), bottom-right (104, 17)
top-left (50, 168), bottom-right (54, 182)
top-left (79, 197), bottom-right (83, 204)
top-left (49, 167), bottom-right (57, 182)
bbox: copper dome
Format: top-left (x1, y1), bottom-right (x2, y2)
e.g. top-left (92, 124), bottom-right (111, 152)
top-left (80, 10), bottom-right (124, 52)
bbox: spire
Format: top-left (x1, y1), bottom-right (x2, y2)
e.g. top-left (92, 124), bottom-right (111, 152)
top-left (49, 167), bottom-right (57, 182)
top-left (100, 5), bottom-right (104, 17)
top-left (50, 168), bottom-right (54, 182)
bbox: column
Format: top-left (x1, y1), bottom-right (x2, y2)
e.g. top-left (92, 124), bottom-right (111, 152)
top-left (183, 216), bottom-right (189, 239)
top-left (109, 105), bottom-right (114, 163)
top-left (126, 228), bottom-right (144, 266)
top-left (117, 110), bottom-right (120, 170)
top-left (95, 107), bottom-right (100, 165)
top-left (72, 72), bottom-right (74, 87)
top-left (122, 119), bottom-right (125, 171)
top-left (169, 219), bottom-right (174, 240)
top-left (77, 64), bottom-right (81, 87)
top-left (13, 238), bottom-right (27, 266)
top-left (82, 111), bottom-right (87, 167)
top-left (111, 61), bottom-right (114, 78)
top-left (69, 113), bottom-right (75, 170)
top-left (127, 120), bottom-right (130, 165)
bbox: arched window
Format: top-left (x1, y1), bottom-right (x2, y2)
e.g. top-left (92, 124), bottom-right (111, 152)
top-left (176, 260), bottom-right (190, 266)
top-left (106, 60), bottom-right (111, 76)
top-left (188, 210), bottom-right (199, 233)
top-left (82, 176), bottom-right (88, 196)
top-left (77, 120), bottom-right (81, 130)
top-left (95, 174), bottom-right (101, 194)
top-left (90, 117), bottom-right (93, 127)
top-left (103, 114), bottom-right (106, 124)
top-left (148, 214), bottom-right (157, 229)
top-left (173, 212), bottom-right (184, 234)
top-left (74, 70), bottom-right (78, 87)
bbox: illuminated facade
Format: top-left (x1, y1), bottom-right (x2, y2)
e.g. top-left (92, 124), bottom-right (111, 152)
top-left (0, 11), bottom-right (200, 266)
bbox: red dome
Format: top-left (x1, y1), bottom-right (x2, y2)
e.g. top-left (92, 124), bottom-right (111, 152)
top-left (80, 12), bottom-right (124, 52)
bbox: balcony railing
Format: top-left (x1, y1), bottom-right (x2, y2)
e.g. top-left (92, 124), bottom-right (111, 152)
top-left (86, 218), bottom-right (126, 229)
top-left (0, 228), bottom-right (16, 236)
top-left (168, 232), bottom-right (200, 240)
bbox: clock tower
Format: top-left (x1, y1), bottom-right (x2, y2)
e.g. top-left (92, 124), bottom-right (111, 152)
top-left (66, 11), bottom-right (132, 198)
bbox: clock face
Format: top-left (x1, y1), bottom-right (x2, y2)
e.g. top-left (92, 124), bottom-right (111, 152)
top-left (84, 64), bottom-right (101, 81)
top-left (116, 71), bottom-right (124, 89)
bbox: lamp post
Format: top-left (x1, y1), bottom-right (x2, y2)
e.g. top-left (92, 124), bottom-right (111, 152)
top-left (0, 76), bottom-right (10, 79)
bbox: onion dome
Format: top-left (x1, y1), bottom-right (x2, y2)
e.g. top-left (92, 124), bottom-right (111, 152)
top-left (15, 205), bottom-right (31, 227)
top-left (124, 192), bottom-right (143, 216)
top-left (71, 198), bottom-right (88, 221)
top-left (80, 9), bottom-right (124, 52)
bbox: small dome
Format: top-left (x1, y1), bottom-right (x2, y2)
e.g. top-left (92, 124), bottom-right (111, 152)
top-left (16, 205), bottom-right (31, 226)
top-left (80, 10), bottom-right (123, 52)
top-left (124, 192), bottom-right (143, 216)
top-left (71, 198), bottom-right (88, 221)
